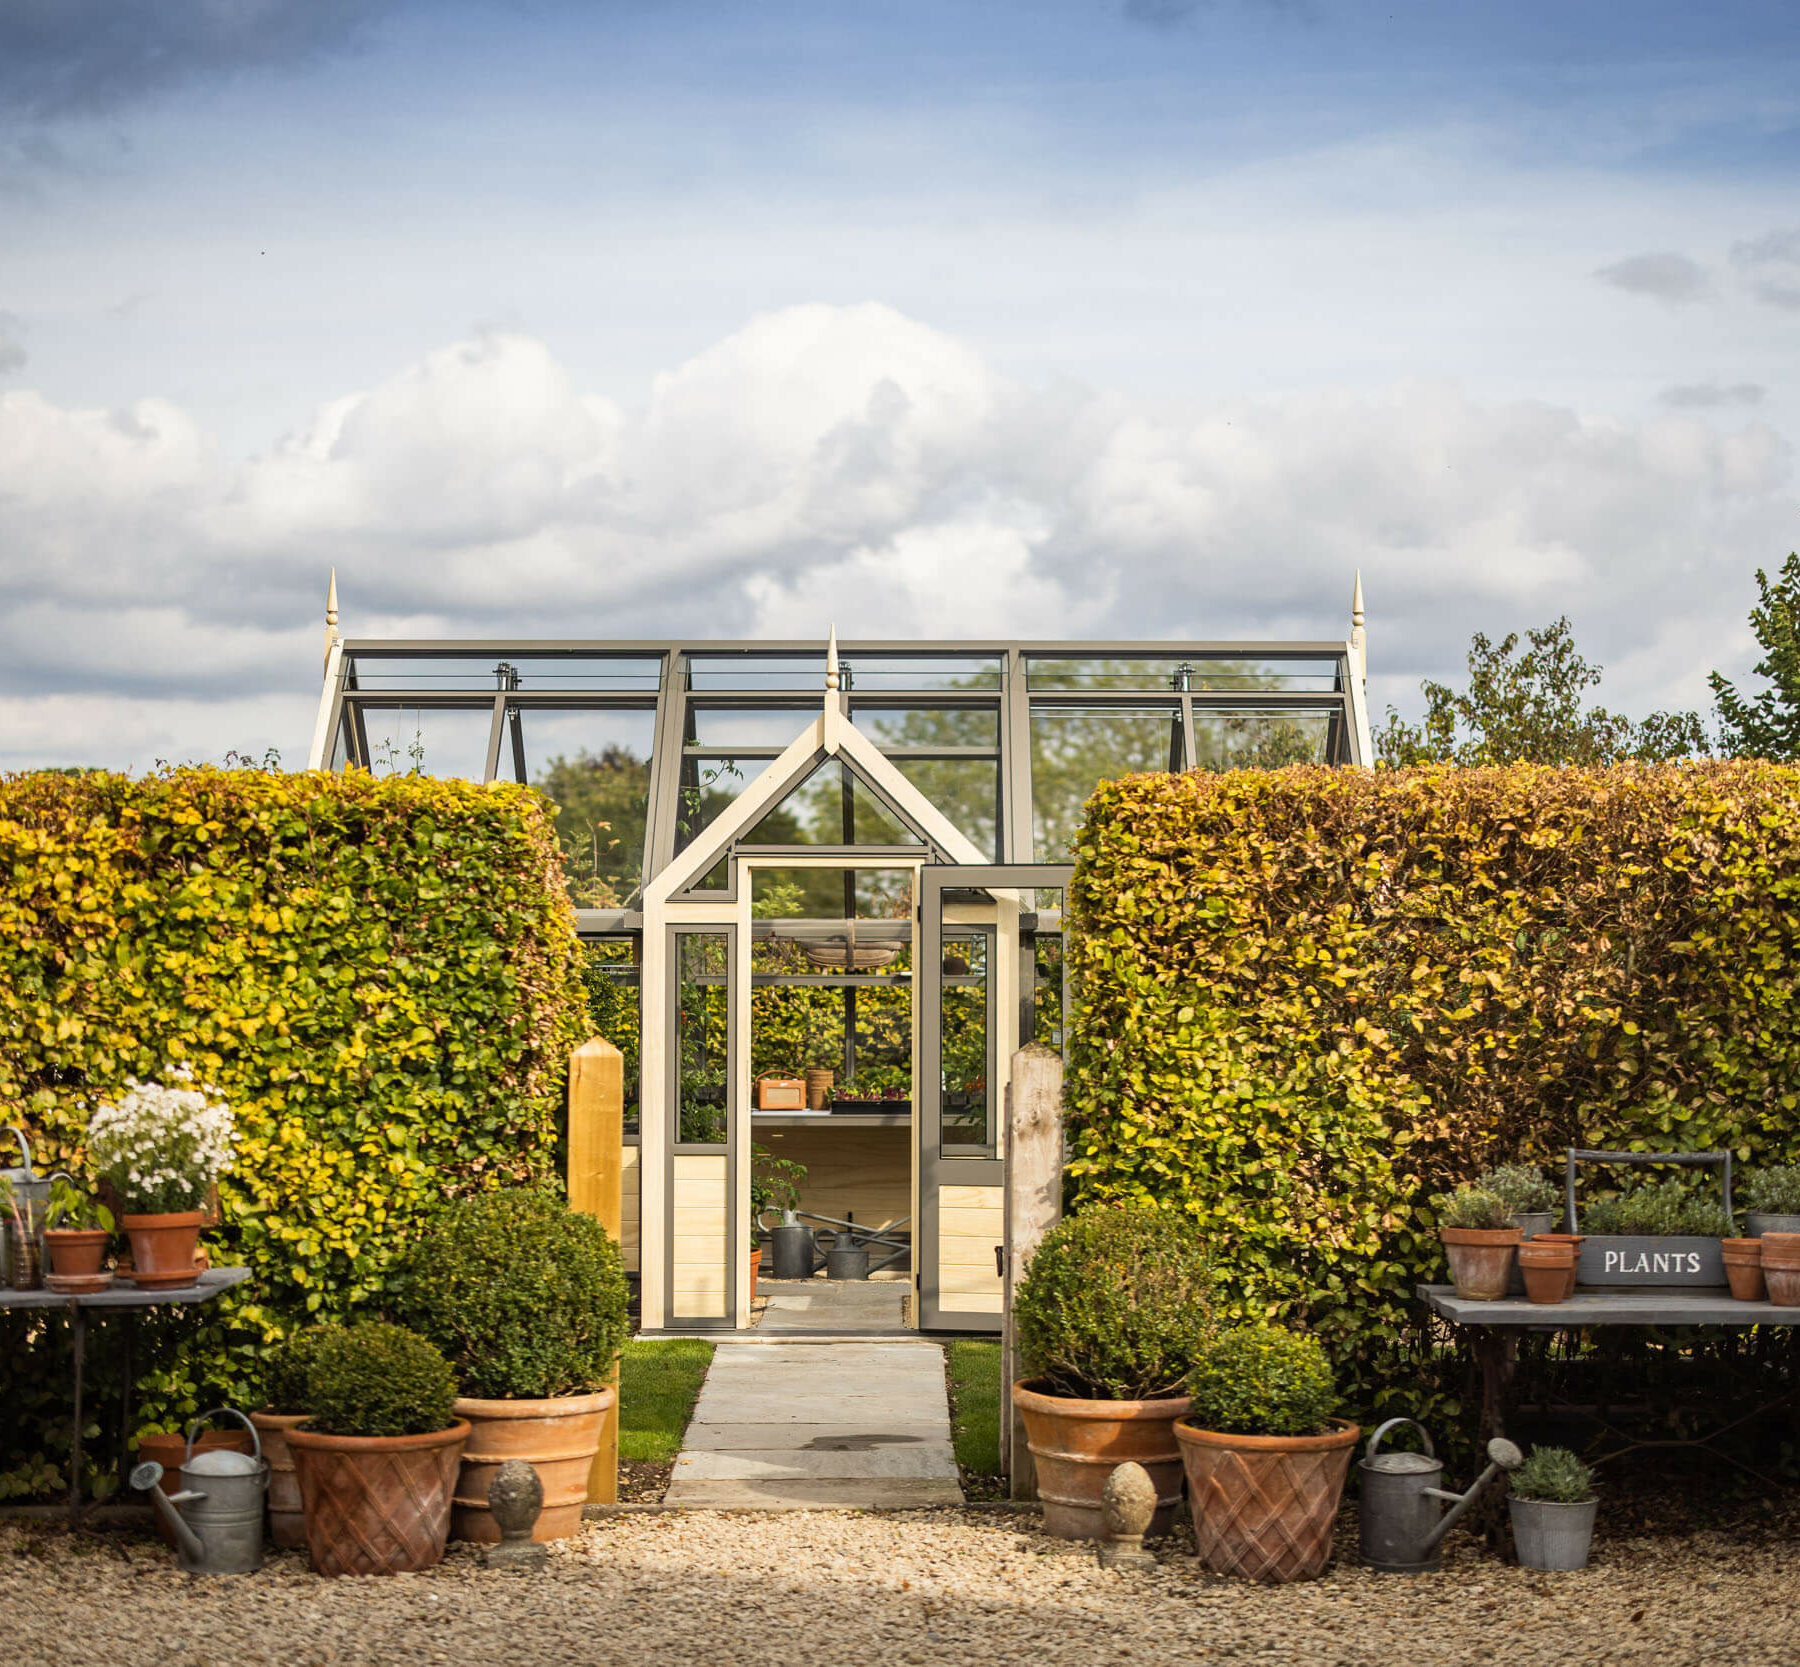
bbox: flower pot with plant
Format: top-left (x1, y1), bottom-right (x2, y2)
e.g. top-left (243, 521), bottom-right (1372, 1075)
top-left (42, 1177), bottom-right (115, 1292)
top-left (86, 1073), bottom-right (233, 1289)
top-left (1474, 1162), bottom-right (1558, 1240)
top-left (1175, 1324), bottom-right (1359, 1582)
top-left (749, 1145), bottom-right (808, 1301)
top-left (1578, 1178), bottom-right (1730, 1287)
top-left (1435, 1187), bottom-right (1521, 1300)
top-left (253, 1329), bottom-right (329, 1550)
top-left (1010, 1202), bottom-right (1213, 1540)
top-left (286, 1323), bottom-right (469, 1577)
top-left (394, 1187), bottom-right (629, 1543)
top-left (1742, 1166), bottom-right (1800, 1239)
top-left (1507, 1445), bottom-right (1597, 1570)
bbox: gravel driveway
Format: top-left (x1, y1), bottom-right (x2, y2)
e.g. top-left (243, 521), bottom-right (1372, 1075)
top-left (8, 1508), bottom-right (1797, 1667)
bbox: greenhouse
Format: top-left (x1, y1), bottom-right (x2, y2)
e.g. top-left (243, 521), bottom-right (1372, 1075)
top-left (305, 610), bottom-right (1373, 1333)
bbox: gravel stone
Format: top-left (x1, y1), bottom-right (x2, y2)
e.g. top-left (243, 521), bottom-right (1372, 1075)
top-left (6, 1509), bottom-right (1798, 1666)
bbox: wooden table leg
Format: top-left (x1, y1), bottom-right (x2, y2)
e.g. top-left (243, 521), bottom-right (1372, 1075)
top-left (1471, 1327), bottom-right (1517, 1552)
top-left (67, 1303), bottom-right (86, 1530)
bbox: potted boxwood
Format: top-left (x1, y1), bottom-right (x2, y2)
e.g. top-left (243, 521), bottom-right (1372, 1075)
top-left (1010, 1202), bottom-right (1213, 1541)
top-left (252, 1329), bottom-right (328, 1550)
top-left (394, 1187), bottom-right (629, 1543)
top-left (286, 1322), bottom-right (469, 1577)
top-left (1175, 1324), bottom-right (1359, 1582)
top-left (1742, 1165), bottom-right (1800, 1238)
top-left (1435, 1185), bottom-right (1520, 1300)
top-left (42, 1177), bottom-right (115, 1291)
top-left (1507, 1445), bottom-right (1597, 1571)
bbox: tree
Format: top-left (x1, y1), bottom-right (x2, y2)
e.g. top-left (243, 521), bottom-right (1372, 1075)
top-left (1376, 617), bottom-right (1709, 767)
top-left (1710, 553), bottom-right (1800, 761)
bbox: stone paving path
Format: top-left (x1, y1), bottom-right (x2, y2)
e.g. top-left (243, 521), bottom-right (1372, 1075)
top-left (755, 1277), bottom-right (907, 1332)
top-left (663, 1340), bottom-right (964, 1508)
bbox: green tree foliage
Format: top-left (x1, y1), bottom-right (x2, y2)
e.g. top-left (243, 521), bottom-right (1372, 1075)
top-left (533, 745), bottom-right (652, 907)
top-left (1711, 553), bottom-right (1800, 761)
top-left (1377, 618), bottom-right (1708, 766)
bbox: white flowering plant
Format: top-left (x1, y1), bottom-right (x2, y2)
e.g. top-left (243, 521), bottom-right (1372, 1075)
top-left (86, 1072), bottom-right (235, 1215)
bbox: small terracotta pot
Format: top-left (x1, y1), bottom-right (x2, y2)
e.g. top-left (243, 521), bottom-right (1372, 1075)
top-left (450, 1390), bottom-right (612, 1543)
top-left (135, 1427), bottom-right (255, 1548)
top-left (1441, 1226), bottom-right (1522, 1301)
top-left (1759, 1233), bottom-right (1800, 1307)
top-left (1011, 1380), bottom-right (1191, 1540)
top-left (1719, 1238), bottom-right (1765, 1303)
top-left (251, 1411), bottom-right (309, 1549)
top-left (288, 1419), bottom-right (470, 1576)
top-left (119, 1211), bottom-right (204, 1287)
top-left (43, 1229), bottom-right (109, 1279)
top-left (1517, 1239), bottom-right (1575, 1305)
top-left (1530, 1234), bottom-right (1586, 1299)
top-left (1175, 1417), bottom-right (1361, 1582)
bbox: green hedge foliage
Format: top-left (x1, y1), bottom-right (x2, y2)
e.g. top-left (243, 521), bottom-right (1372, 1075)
top-left (1065, 762), bottom-right (1800, 1427)
top-left (0, 767), bottom-right (591, 1494)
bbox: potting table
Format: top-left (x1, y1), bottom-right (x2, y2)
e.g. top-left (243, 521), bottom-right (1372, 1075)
top-left (1419, 1284), bottom-right (1800, 1484)
top-left (0, 1268), bottom-right (251, 1526)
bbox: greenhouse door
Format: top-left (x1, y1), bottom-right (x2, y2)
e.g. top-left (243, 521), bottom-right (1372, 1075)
top-left (916, 863), bottom-right (1073, 1332)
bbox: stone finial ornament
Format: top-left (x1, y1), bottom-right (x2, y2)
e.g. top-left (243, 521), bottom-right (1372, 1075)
top-left (1097, 1461), bottom-right (1158, 1571)
top-left (323, 568), bottom-right (340, 672)
top-left (825, 625), bottom-right (841, 692)
top-left (484, 1459), bottom-right (548, 1570)
top-left (1351, 570), bottom-right (1366, 683)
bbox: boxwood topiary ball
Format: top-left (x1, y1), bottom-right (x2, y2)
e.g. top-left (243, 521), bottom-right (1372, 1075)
top-left (1185, 1324), bottom-right (1337, 1438)
top-left (393, 1186), bottom-right (629, 1401)
top-left (302, 1322), bottom-right (458, 1438)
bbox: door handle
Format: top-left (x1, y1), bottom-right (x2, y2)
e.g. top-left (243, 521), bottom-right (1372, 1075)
top-left (995, 1243), bottom-right (1004, 1278)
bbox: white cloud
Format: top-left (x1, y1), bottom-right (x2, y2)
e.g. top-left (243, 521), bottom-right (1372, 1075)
top-left (1, 303), bottom-right (1793, 771)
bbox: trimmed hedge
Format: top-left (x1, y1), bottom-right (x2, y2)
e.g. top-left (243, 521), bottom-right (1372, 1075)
top-left (0, 767), bottom-right (591, 1495)
top-left (1065, 762), bottom-right (1800, 1425)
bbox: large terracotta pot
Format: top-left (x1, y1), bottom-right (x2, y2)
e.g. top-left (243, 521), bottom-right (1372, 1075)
top-left (134, 1427), bottom-right (255, 1548)
top-left (1760, 1233), bottom-right (1800, 1307)
top-left (250, 1411), bottom-right (308, 1550)
top-left (451, 1390), bottom-right (612, 1543)
top-left (43, 1229), bottom-right (109, 1279)
top-left (119, 1211), bottom-right (203, 1289)
top-left (288, 1419), bottom-right (470, 1576)
top-left (1175, 1417), bottom-right (1360, 1583)
top-left (1011, 1379), bottom-right (1190, 1540)
top-left (1517, 1239), bottom-right (1575, 1305)
top-left (1440, 1226), bottom-right (1521, 1301)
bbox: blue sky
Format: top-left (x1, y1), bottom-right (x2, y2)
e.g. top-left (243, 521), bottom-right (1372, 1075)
top-left (2, 0), bottom-right (1797, 767)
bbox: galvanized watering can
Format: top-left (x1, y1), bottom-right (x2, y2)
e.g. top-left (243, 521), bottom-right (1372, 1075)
top-left (765, 1208), bottom-right (821, 1280)
top-left (1358, 1418), bottom-right (1521, 1574)
top-left (130, 1408), bottom-right (268, 1574)
top-left (1, 1127), bottom-right (54, 1289)
top-left (824, 1225), bottom-right (870, 1281)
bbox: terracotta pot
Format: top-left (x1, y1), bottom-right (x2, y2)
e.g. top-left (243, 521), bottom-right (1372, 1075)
top-left (135, 1427), bottom-right (255, 1548)
top-left (1759, 1233), bottom-right (1800, 1307)
top-left (1440, 1226), bottom-right (1522, 1301)
top-left (288, 1419), bottom-right (469, 1576)
top-left (1720, 1238), bottom-right (1765, 1303)
top-left (1531, 1234), bottom-right (1586, 1300)
top-left (43, 1229), bottom-right (109, 1279)
top-left (1011, 1379), bottom-right (1190, 1540)
top-left (1175, 1417), bottom-right (1361, 1582)
top-left (450, 1390), bottom-right (612, 1543)
top-left (251, 1411), bottom-right (308, 1550)
top-left (749, 1247), bottom-right (761, 1304)
top-left (1516, 1239), bottom-right (1575, 1305)
top-left (119, 1211), bottom-right (204, 1288)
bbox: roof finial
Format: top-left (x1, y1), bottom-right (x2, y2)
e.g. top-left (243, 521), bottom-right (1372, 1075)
top-left (1350, 570), bottom-right (1366, 674)
top-left (825, 625), bottom-right (840, 692)
top-left (324, 568), bottom-right (340, 672)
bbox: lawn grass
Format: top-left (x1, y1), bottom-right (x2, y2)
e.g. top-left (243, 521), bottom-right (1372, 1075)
top-left (946, 1337), bottom-right (1002, 1478)
top-left (618, 1338), bottom-right (714, 1463)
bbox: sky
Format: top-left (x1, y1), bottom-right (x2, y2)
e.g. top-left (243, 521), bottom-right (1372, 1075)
top-left (2, 0), bottom-right (1798, 770)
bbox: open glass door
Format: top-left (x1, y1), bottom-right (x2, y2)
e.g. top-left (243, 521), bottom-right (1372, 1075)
top-left (916, 863), bottom-right (1073, 1331)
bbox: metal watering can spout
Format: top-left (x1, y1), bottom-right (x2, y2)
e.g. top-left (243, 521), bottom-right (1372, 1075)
top-left (130, 1407), bottom-right (267, 1574)
top-left (1419, 1436), bottom-right (1524, 1555)
top-left (130, 1462), bottom-right (207, 1565)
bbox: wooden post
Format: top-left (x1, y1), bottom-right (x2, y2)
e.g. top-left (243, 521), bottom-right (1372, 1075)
top-left (1002, 1041), bottom-right (1064, 1500)
top-left (568, 1036), bottom-right (624, 1505)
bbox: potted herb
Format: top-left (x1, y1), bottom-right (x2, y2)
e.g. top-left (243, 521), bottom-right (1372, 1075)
top-left (1507, 1445), bottom-right (1597, 1570)
top-left (42, 1177), bottom-right (115, 1290)
top-left (286, 1323), bottom-right (469, 1576)
top-left (1175, 1324), bottom-right (1359, 1582)
top-left (1474, 1162), bottom-right (1558, 1239)
top-left (749, 1145), bottom-right (808, 1300)
top-left (252, 1329), bottom-right (329, 1550)
top-left (85, 1073), bottom-right (233, 1289)
top-left (1579, 1176), bottom-right (1730, 1287)
top-left (1010, 1202), bottom-right (1213, 1540)
top-left (1434, 1186), bottom-right (1520, 1300)
top-left (393, 1187), bottom-right (629, 1543)
top-left (1742, 1166), bottom-right (1800, 1238)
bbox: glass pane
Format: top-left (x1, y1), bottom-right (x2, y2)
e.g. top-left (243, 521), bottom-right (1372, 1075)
top-left (346, 656), bottom-right (662, 691)
top-left (351, 705), bottom-right (495, 780)
top-left (1191, 710), bottom-right (1334, 769)
top-left (1028, 657), bottom-right (1193, 690)
top-left (674, 755), bottom-right (761, 854)
top-left (498, 707), bottom-right (656, 908)
top-left (739, 759), bottom-right (924, 847)
top-left (1190, 659), bottom-right (1341, 693)
top-left (688, 656), bottom-right (825, 691)
top-left (1029, 706), bottom-right (1182, 860)
top-left (850, 705), bottom-right (1000, 750)
top-left (677, 932), bottom-right (729, 1147)
top-left (1031, 931), bottom-right (1065, 1056)
top-left (688, 655), bottom-right (1004, 692)
top-left (687, 707), bottom-right (815, 748)
top-left (839, 657), bottom-right (1003, 691)
top-left (1028, 656), bottom-right (1343, 692)
top-left (751, 867), bottom-right (914, 923)
top-left (888, 759), bottom-right (1000, 859)
top-left (583, 940), bottom-right (641, 1135)
top-left (940, 931), bottom-right (991, 1150)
